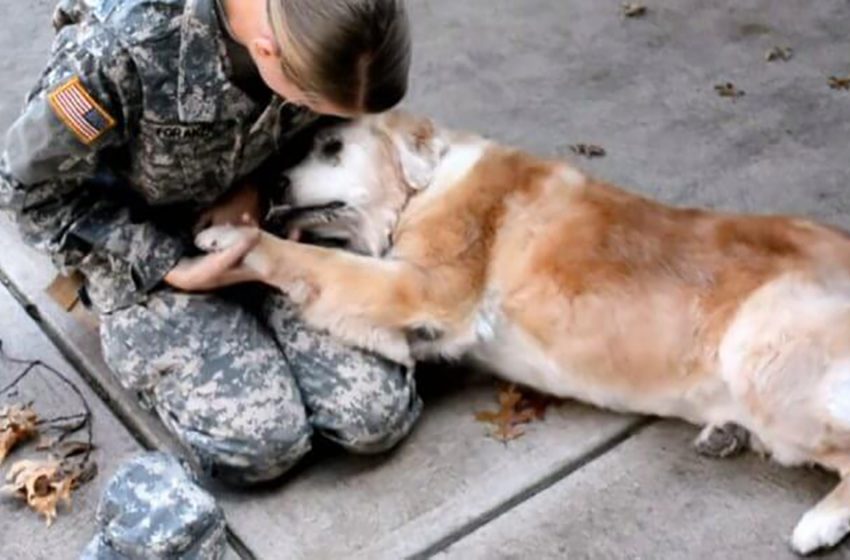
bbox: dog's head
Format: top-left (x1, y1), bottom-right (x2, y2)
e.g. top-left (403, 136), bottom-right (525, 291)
top-left (276, 111), bottom-right (446, 256)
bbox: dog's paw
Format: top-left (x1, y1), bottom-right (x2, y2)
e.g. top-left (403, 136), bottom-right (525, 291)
top-left (694, 422), bottom-right (750, 458)
top-left (195, 225), bottom-right (254, 253)
top-left (791, 507), bottom-right (850, 555)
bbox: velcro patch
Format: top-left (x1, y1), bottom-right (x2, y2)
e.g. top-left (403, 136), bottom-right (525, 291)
top-left (48, 76), bottom-right (116, 145)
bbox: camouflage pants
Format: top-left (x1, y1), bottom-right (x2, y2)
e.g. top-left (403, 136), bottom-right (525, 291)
top-left (99, 289), bottom-right (422, 486)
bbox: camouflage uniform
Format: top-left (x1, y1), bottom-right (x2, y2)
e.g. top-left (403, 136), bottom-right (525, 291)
top-left (80, 452), bottom-right (228, 559)
top-left (0, 0), bottom-right (421, 487)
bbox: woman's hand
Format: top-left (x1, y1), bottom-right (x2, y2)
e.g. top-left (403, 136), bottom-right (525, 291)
top-left (194, 182), bottom-right (263, 233)
top-left (164, 229), bottom-right (260, 291)
top-left (168, 181), bottom-right (266, 291)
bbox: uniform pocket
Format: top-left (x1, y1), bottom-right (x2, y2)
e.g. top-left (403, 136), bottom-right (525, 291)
top-left (133, 120), bottom-right (237, 205)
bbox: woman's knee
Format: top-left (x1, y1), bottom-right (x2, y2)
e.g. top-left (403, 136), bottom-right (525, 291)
top-left (164, 408), bottom-right (314, 487)
top-left (154, 356), bottom-right (314, 486)
top-left (320, 367), bottom-right (423, 454)
top-left (100, 290), bottom-right (315, 485)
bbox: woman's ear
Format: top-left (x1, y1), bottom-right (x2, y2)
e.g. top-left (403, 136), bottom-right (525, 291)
top-left (250, 36), bottom-right (280, 62)
top-left (385, 114), bottom-right (446, 190)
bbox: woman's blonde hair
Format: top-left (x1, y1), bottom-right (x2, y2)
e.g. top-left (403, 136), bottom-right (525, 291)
top-left (267, 0), bottom-right (411, 113)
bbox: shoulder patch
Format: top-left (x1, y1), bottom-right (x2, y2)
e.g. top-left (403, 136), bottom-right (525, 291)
top-left (48, 76), bottom-right (116, 146)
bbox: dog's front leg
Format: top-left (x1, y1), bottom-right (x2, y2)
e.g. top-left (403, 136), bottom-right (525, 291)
top-left (197, 225), bottom-right (429, 366)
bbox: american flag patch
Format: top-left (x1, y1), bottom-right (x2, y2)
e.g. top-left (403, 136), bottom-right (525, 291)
top-left (48, 76), bottom-right (116, 145)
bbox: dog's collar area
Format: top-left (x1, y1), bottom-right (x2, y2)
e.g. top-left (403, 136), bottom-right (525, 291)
top-left (264, 201), bottom-right (348, 236)
top-left (265, 200), bottom-right (346, 221)
top-left (416, 135), bottom-right (451, 193)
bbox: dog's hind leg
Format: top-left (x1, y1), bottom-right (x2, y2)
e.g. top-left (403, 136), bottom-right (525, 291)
top-left (693, 422), bottom-right (751, 458)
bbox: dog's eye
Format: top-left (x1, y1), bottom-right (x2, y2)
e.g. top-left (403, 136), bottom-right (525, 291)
top-left (320, 139), bottom-right (343, 159)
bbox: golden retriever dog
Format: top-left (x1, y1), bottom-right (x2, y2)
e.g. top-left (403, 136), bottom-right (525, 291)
top-left (197, 111), bottom-right (850, 554)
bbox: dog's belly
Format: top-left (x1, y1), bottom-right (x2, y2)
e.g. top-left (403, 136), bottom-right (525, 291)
top-left (468, 311), bottom-right (736, 425)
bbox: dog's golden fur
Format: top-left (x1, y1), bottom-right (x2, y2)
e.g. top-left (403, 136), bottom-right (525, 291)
top-left (197, 111), bottom-right (850, 554)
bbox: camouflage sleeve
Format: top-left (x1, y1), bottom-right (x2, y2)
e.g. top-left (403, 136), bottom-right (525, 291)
top-left (0, 20), bottom-right (184, 295)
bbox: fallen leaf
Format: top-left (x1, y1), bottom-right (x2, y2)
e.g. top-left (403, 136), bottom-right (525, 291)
top-left (2, 455), bottom-right (94, 526)
top-left (517, 391), bottom-right (559, 421)
top-left (569, 144), bottom-right (606, 158)
top-left (621, 2), bottom-right (647, 17)
top-left (36, 418), bottom-right (89, 451)
top-left (765, 46), bottom-right (793, 62)
top-left (475, 384), bottom-right (557, 442)
top-left (0, 404), bottom-right (38, 464)
top-left (64, 458), bottom-right (98, 488)
top-left (35, 434), bottom-right (60, 451)
top-left (51, 440), bottom-right (98, 487)
top-left (828, 75), bottom-right (850, 90)
top-left (714, 82), bottom-right (745, 99)
top-left (52, 440), bottom-right (93, 460)
top-left (3, 459), bottom-right (65, 526)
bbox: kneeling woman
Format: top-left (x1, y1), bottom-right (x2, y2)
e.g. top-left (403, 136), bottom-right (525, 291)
top-left (1, 0), bottom-right (420, 486)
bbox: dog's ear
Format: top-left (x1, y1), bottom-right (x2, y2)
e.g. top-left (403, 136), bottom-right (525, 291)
top-left (384, 113), bottom-right (445, 190)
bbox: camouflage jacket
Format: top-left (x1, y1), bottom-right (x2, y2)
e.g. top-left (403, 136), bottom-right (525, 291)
top-left (0, 0), bottom-right (314, 313)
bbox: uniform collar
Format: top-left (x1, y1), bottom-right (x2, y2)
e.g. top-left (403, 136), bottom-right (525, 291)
top-left (177, 0), bottom-right (232, 122)
top-left (214, 0), bottom-right (239, 41)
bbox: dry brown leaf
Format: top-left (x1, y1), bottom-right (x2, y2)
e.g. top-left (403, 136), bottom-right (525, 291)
top-left (3, 459), bottom-right (66, 526)
top-left (63, 457), bottom-right (98, 488)
top-left (621, 3), bottom-right (647, 18)
top-left (765, 46), bottom-right (793, 62)
top-left (51, 440), bottom-right (98, 487)
top-left (569, 144), bottom-right (606, 158)
top-left (715, 82), bottom-right (745, 99)
top-left (828, 75), bottom-right (850, 90)
top-left (35, 434), bottom-right (60, 451)
top-left (475, 384), bottom-right (558, 442)
top-left (0, 404), bottom-right (38, 464)
top-left (1, 456), bottom-right (90, 526)
top-left (516, 391), bottom-right (559, 422)
top-left (52, 440), bottom-right (93, 460)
